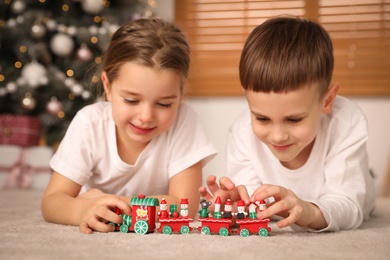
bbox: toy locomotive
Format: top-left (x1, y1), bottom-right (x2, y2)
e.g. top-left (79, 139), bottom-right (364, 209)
top-left (111, 194), bottom-right (271, 237)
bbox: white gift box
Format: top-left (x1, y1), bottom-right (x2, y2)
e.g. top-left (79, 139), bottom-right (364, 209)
top-left (0, 145), bottom-right (52, 189)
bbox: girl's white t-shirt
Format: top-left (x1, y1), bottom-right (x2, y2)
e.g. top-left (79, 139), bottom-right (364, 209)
top-left (50, 102), bottom-right (217, 196)
top-left (227, 96), bottom-right (375, 231)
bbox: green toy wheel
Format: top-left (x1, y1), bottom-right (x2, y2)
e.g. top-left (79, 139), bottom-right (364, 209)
top-left (134, 220), bottom-right (149, 235)
top-left (259, 228), bottom-right (269, 237)
top-left (162, 225), bottom-right (172, 235)
top-left (240, 228), bottom-right (250, 237)
top-left (120, 224), bottom-right (129, 233)
top-left (201, 226), bottom-right (211, 235)
top-left (219, 227), bottom-right (229, 236)
top-left (180, 225), bottom-right (190, 234)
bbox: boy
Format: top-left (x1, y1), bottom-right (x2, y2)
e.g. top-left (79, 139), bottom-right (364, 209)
top-left (199, 16), bottom-right (375, 232)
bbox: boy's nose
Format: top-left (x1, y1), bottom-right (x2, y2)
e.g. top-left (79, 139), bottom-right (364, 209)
top-left (270, 126), bottom-right (288, 143)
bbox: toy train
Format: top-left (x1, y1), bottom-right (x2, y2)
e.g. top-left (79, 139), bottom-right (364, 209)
top-left (111, 194), bottom-right (271, 237)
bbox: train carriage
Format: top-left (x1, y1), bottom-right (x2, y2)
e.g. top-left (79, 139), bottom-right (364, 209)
top-left (158, 217), bottom-right (194, 234)
top-left (236, 218), bottom-right (271, 237)
top-left (197, 218), bottom-right (233, 236)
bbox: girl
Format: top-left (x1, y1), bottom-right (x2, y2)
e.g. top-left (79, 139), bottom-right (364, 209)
top-left (41, 18), bottom-right (217, 234)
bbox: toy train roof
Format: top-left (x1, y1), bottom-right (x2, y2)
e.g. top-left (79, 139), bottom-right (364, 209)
top-left (130, 195), bottom-right (159, 206)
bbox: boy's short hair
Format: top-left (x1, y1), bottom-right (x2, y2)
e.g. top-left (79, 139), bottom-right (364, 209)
top-left (239, 16), bottom-right (334, 97)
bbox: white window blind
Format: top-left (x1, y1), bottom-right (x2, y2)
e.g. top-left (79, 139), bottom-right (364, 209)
top-left (175, 0), bottom-right (390, 96)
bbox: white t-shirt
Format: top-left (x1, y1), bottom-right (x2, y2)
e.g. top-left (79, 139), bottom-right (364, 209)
top-left (50, 102), bottom-right (217, 196)
top-left (227, 96), bottom-right (375, 231)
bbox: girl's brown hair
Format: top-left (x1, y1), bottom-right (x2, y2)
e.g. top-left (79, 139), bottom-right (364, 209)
top-left (239, 16), bottom-right (334, 98)
top-left (96, 18), bottom-right (190, 97)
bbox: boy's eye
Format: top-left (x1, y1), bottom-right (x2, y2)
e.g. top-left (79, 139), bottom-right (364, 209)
top-left (288, 118), bottom-right (302, 123)
top-left (256, 117), bottom-right (269, 122)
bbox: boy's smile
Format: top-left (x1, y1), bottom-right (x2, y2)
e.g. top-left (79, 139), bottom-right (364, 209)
top-left (245, 84), bottom-right (328, 169)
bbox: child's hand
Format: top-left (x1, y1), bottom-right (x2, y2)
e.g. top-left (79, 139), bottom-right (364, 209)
top-left (251, 184), bottom-right (326, 229)
top-left (78, 191), bottom-right (131, 234)
top-left (199, 175), bottom-right (251, 207)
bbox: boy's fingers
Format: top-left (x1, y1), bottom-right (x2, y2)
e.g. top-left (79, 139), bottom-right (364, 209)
top-left (219, 177), bottom-right (235, 190)
top-left (236, 185), bottom-right (250, 204)
top-left (198, 186), bottom-right (213, 201)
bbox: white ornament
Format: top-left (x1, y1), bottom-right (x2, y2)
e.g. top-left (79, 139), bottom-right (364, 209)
top-left (31, 24), bottom-right (46, 39)
top-left (81, 0), bottom-right (105, 14)
top-left (46, 97), bottom-right (63, 115)
top-left (21, 62), bottom-right (48, 88)
top-left (11, 0), bottom-right (26, 14)
top-left (50, 33), bottom-right (75, 57)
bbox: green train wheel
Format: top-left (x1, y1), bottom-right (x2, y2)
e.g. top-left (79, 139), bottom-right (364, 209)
top-left (240, 228), bottom-right (250, 237)
top-left (201, 226), bottom-right (210, 235)
top-left (134, 220), bottom-right (149, 235)
top-left (259, 228), bottom-right (269, 237)
top-left (120, 224), bottom-right (129, 233)
top-left (162, 225), bottom-right (172, 235)
top-left (219, 227), bottom-right (229, 236)
top-left (180, 225), bottom-right (190, 234)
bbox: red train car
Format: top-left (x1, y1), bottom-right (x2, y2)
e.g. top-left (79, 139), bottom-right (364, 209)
top-left (197, 218), bottom-right (233, 236)
top-left (113, 194), bottom-right (159, 234)
top-left (158, 217), bottom-right (194, 234)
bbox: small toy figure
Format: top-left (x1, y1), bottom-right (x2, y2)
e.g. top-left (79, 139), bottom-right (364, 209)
top-left (180, 198), bottom-right (189, 217)
top-left (158, 198), bottom-right (169, 219)
top-left (198, 198), bottom-right (212, 218)
top-left (235, 200), bottom-right (248, 219)
top-left (258, 200), bottom-right (267, 212)
top-left (248, 202), bottom-right (258, 219)
top-left (213, 196), bottom-right (222, 219)
top-left (223, 199), bottom-right (233, 219)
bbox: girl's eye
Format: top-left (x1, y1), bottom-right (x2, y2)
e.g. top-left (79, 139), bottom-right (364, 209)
top-left (158, 103), bottom-right (172, 108)
top-left (124, 99), bottom-right (138, 104)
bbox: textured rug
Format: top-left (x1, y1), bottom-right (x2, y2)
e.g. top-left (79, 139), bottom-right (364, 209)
top-left (0, 190), bottom-right (389, 260)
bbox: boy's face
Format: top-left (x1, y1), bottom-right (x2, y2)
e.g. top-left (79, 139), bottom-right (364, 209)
top-left (102, 62), bottom-right (182, 150)
top-left (245, 83), bottom-right (336, 169)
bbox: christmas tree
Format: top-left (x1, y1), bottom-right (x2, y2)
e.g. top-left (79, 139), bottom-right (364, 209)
top-left (0, 0), bottom-right (155, 146)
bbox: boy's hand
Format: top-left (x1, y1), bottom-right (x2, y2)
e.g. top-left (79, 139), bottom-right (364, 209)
top-left (199, 175), bottom-right (251, 207)
top-left (251, 184), bottom-right (326, 229)
top-left (78, 190), bottom-right (131, 234)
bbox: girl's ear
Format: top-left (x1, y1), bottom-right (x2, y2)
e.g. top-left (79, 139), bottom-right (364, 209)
top-left (322, 83), bottom-right (340, 114)
top-left (101, 71), bottom-right (112, 101)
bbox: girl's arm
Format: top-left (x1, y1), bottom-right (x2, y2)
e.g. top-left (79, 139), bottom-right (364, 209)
top-left (164, 161), bottom-right (203, 218)
top-left (41, 172), bottom-right (131, 234)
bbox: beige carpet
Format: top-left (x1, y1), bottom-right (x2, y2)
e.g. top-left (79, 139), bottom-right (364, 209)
top-left (0, 190), bottom-right (389, 260)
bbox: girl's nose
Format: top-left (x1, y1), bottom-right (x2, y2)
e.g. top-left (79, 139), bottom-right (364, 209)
top-left (138, 105), bottom-right (154, 122)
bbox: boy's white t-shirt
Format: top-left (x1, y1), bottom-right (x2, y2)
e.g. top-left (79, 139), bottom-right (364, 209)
top-left (50, 102), bottom-right (217, 196)
top-left (227, 96), bottom-right (375, 231)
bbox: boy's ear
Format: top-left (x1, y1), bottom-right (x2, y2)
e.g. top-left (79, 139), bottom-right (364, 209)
top-left (322, 83), bottom-right (340, 114)
top-left (101, 71), bottom-right (112, 101)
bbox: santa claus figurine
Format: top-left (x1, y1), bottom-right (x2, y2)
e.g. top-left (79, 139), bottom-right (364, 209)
top-left (158, 198), bottom-right (169, 219)
top-left (223, 199), bottom-right (233, 219)
top-left (235, 200), bottom-right (248, 219)
top-left (180, 198), bottom-right (189, 217)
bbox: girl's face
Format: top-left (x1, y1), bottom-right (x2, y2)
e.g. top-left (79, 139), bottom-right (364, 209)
top-left (102, 62), bottom-right (182, 149)
top-left (245, 83), bottom-right (338, 169)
